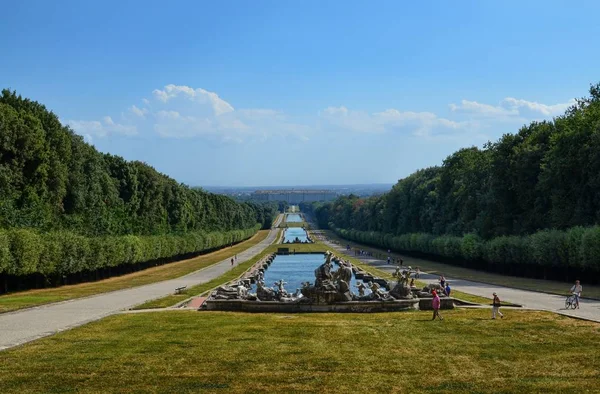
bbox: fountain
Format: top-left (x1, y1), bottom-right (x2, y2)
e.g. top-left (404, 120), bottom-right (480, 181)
top-left (201, 251), bottom-right (440, 313)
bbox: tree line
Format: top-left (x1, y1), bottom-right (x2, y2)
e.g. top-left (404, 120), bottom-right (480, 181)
top-left (0, 90), bottom-right (274, 292)
top-left (308, 83), bottom-right (600, 283)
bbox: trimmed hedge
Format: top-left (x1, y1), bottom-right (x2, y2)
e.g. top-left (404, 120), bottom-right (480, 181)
top-left (331, 224), bottom-right (600, 283)
top-left (0, 224), bottom-right (260, 278)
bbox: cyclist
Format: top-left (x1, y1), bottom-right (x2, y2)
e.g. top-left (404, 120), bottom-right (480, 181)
top-left (570, 280), bottom-right (582, 309)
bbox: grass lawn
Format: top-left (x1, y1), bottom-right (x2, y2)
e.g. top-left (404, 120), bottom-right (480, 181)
top-left (0, 230), bottom-right (270, 314)
top-left (326, 231), bottom-right (600, 300)
top-left (281, 221), bottom-right (311, 228)
top-left (0, 310), bottom-right (598, 393)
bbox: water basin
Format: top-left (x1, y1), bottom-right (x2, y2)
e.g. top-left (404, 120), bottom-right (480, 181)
top-left (283, 227), bottom-right (310, 243)
top-left (252, 254), bottom-right (378, 296)
top-left (286, 213), bottom-right (302, 222)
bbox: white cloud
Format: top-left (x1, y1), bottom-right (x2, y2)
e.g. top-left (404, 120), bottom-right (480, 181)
top-left (320, 106), bottom-right (467, 137)
top-left (449, 100), bottom-right (517, 118)
top-left (501, 97), bottom-right (576, 116)
top-left (130, 105), bottom-right (148, 118)
top-left (152, 84), bottom-right (234, 116)
top-left (66, 117), bottom-right (137, 138)
top-left (156, 110), bottom-right (181, 120)
top-left (64, 84), bottom-right (575, 145)
top-left (449, 97), bottom-right (575, 119)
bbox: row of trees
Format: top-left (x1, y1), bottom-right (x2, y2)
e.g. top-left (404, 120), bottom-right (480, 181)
top-left (0, 225), bottom-right (260, 292)
top-left (242, 201), bottom-right (281, 230)
top-left (313, 82), bottom-right (600, 283)
top-left (0, 90), bottom-right (262, 236)
top-left (331, 226), bottom-right (600, 282)
top-left (0, 90), bottom-right (267, 292)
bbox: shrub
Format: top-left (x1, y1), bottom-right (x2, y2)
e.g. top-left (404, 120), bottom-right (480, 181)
top-left (9, 229), bottom-right (41, 275)
top-left (0, 230), bottom-right (12, 274)
top-left (581, 226), bottom-right (600, 272)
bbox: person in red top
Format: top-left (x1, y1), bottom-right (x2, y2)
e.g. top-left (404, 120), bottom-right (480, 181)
top-left (431, 290), bottom-right (443, 321)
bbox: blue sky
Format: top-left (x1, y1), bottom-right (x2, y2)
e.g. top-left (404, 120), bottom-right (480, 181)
top-left (2, 1), bottom-right (599, 186)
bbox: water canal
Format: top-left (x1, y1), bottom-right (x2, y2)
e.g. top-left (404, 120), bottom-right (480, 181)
top-left (283, 227), bottom-right (310, 243)
top-left (251, 254), bottom-right (377, 296)
top-left (285, 213), bottom-right (302, 222)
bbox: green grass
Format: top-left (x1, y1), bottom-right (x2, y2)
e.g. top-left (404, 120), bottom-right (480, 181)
top-left (281, 221), bottom-right (310, 228)
top-left (134, 237), bottom-right (327, 309)
top-left (326, 230), bottom-right (600, 300)
top-left (0, 230), bottom-right (270, 314)
top-left (0, 310), bottom-right (598, 393)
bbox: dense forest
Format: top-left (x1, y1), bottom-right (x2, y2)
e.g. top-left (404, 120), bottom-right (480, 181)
top-left (0, 90), bottom-right (278, 292)
top-left (306, 83), bottom-right (600, 283)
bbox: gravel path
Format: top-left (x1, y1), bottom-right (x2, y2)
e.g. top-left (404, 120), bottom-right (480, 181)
top-left (0, 217), bottom-right (281, 351)
top-left (323, 238), bottom-right (600, 323)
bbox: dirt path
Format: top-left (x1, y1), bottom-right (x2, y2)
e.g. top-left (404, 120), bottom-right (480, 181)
top-left (0, 216), bottom-right (282, 351)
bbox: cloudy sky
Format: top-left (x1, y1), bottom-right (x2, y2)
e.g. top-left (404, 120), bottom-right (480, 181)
top-left (2, 1), bottom-right (598, 186)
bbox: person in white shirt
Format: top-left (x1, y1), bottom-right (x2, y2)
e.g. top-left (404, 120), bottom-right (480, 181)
top-left (570, 280), bottom-right (582, 309)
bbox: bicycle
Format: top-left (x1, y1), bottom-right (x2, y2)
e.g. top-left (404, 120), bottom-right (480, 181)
top-left (565, 293), bottom-right (579, 309)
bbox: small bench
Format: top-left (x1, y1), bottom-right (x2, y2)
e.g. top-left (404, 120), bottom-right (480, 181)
top-left (175, 286), bottom-right (187, 294)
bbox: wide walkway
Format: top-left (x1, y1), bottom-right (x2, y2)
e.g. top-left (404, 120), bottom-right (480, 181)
top-left (0, 216), bottom-right (281, 350)
top-left (322, 237), bottom-right (600, 323)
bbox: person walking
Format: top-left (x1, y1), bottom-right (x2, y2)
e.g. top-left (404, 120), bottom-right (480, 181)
top-left (432, 290), bottom-right (443, 321)
top-left (231, 258), bottom-right (234, 266)
top-left (492, 292), bottom-right (504, 319)
top-left (415, 267), bottom-right (420, 279)
top-left (570, 280), bottom-right (582, 309)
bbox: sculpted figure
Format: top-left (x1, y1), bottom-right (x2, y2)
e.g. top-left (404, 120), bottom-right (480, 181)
top-left (274, 279), bottom-right (288, 296)
top-left (355, 282), bottom-right (368, 297)
top-left (256, 280), bottom-right (278, 301)
top-left (314, 256), bottom-right (333, 288)
top-left (236, 283), bottom-right (248, 299)
top-left (334, 261), bottom-right (353, 284)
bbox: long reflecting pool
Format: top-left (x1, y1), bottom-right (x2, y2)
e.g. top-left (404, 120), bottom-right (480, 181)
top-left (252, 254), bottom-right (375, 296)
top-left (286, 213), bottom-right (302, 222)
top-left (283, 227), bottom-right (310, 243)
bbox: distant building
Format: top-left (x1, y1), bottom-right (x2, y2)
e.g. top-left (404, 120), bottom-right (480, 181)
top-left (251, 190), bottom-right (337, 203)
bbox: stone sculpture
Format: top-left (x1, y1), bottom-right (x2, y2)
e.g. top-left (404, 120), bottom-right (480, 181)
top-left (212, 280), bottom-right (250, 300)
top-left (334, 260), bottom-right (353, 284)
top-left (274, 279), bottom-right (288, 297)
top-left (206, 251), bottom-right (418, 307)
top-left (256, 280), bottom-right (278, 301)
top-left (355, 282), bottom-right (367, 296)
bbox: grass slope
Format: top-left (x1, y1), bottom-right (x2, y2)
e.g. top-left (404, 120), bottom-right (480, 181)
top-left (0, 310), bottom-right (598, 393)
top-left (0, 230), bottom-right (270, 313)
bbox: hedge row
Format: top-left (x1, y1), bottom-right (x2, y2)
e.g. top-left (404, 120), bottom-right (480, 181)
top-left (331, 225), bottom-right (600, 281)
top-left (0, 224), bottom-right (260, 277)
